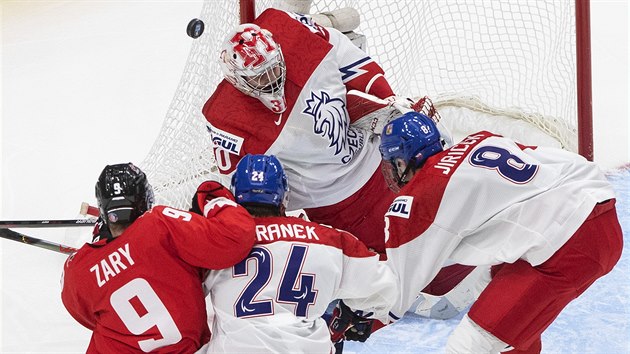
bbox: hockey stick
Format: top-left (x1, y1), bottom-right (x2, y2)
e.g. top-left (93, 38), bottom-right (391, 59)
top-left (0, 218), bottom-right (97, 229)
top-left (79, 202), bottom-right (100, 217)
top-left (0, 228), bottom-right (77, 254)
top-left (0, 202), bottom-right (99, 229)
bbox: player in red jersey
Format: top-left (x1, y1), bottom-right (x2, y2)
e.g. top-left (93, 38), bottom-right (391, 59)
top-left (61, 163), bottom-right (256, 353)
top-left (203, 8), bottom-right (478, 320)
top-left (377, 112), bottom-right (623, 353)
top-left (200, 154), bottom-right (397, 353)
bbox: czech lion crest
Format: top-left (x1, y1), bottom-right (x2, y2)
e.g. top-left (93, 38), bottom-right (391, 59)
top-left (302, 91), bottom-right (349, 155)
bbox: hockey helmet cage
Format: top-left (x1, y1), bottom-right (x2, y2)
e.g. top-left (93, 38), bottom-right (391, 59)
top-left (220, 24), bottom-right (287, 113)
top-left (231, 154), bottom-right (289, 207)
top-left (379, 111), bottom-right (444, 192)
top-left (95, 163), bottom-right (154, 225)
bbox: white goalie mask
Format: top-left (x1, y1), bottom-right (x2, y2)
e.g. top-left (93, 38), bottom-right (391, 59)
top-left (220, 24), bottom-right (287, 113)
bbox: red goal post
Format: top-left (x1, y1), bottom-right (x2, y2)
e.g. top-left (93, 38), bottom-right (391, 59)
top-left (141, 0), bottom-right (593, 209)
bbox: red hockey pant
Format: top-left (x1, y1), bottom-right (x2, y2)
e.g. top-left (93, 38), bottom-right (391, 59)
top-left (468, 199), bottom-right (623, 352)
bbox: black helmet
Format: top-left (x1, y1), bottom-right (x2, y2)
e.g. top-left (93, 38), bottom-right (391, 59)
top-left (95, 163), bottom-right (154, 225)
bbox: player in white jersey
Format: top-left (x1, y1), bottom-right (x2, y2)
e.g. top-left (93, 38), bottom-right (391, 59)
top-left (203, 8), bottom-right (477, 320)
top-left (376, 112), bottom-right (623, 353)
top-left (201, 154), bottom-right (397, 354)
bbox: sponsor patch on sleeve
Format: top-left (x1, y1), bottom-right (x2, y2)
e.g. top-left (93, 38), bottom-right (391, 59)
top-left (385, 196), bottom-right (413, 219)
top-left (207, 123), bottom-right (244, 155)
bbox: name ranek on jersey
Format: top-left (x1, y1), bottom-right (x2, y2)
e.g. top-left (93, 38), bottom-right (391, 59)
top-left (256, 224), bottom-right (320, 242)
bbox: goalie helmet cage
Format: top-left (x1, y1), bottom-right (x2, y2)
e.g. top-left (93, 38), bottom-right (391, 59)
top-left (141, 0), bottom-right (593, 209)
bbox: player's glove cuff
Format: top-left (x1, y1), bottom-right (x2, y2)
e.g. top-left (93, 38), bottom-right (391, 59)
top-left (328, 300), bottom-right (374, 343)
top-left (190, 180), bottom-right (235, 216)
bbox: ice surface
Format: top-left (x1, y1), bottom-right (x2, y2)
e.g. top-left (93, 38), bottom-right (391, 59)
top-left (1, 1), bottom-right (628, 352)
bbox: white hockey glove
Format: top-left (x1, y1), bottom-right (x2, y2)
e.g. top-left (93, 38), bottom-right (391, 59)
top-left (348, 91), bottom-right (454, 147)
top-left (347, 90), bottom-right (405, 135)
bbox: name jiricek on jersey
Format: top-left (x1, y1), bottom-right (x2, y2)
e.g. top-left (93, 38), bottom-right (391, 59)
top-left (434, 133), bottom-right (485, 175)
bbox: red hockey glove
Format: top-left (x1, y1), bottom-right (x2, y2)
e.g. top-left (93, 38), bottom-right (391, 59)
top-left (190, 180), bottom-right (235, 215)
top-left (328, 300), bottom-right (374, 343)
top-left (91, 217), bottom-right (112, 242)
top-left (329, 302), bottom-right (352, 343)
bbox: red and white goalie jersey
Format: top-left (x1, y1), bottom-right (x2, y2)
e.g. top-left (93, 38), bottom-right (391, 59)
top-left (202, 216), bottom-right (397, 353)
top-left (203, 8), bottom-right (395, 210)
top-left (382, 132), bottom-right (616, 320)
top-left (61, 204), bottom-right (256, 353)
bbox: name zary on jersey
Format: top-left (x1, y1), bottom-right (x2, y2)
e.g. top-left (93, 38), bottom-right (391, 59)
top-left (90, 243), bottom-right (135, 287)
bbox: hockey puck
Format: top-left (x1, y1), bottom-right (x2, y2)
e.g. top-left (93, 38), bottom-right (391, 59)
top-left (187, 18), bottom-right (205, 39)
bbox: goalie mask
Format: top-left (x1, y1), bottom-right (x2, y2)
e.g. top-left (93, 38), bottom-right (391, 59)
top-left (95, 163), bottom-right (154, 225)
top-left (379, 112), bottom-right (444, 192)
top-left (220, 24), bottom-right (287, 113)
top-left (231, 154), bottom-right (289, 208)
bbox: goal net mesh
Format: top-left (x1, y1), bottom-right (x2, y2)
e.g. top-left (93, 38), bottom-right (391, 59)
top-left (142, 0), bottom-right (579, 209)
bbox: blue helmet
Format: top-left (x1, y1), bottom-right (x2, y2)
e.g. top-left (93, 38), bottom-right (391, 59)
top-left (379, 112), bottom-right (444, 191)
top-left (231, 154), bottom-right (289, 207)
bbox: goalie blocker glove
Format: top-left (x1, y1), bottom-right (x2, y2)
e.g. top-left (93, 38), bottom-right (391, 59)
top-left (348, 91), bottom-right (453, 147)
top-left (328, 300), bottom-right (374, 343)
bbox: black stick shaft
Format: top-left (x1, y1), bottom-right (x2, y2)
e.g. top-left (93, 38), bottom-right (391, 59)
top-left (0, 218), bottom-right (97, 229)
top-left (0, 228), bottom-right (77, 254)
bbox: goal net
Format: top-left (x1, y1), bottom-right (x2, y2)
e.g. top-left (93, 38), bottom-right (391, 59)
top-left (141, 0), bottom-right (590, 209)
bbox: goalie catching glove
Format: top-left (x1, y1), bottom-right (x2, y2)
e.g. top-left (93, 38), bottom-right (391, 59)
top-left (328, 300), bottom-right (374, 343)
top-left (189, 180), bottom-right (236, 216)
top-left (348, 91), bottom-right (453, 147)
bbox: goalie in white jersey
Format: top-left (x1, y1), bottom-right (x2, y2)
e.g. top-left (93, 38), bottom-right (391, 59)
top-left (377, 112), bottom-right (623, 353)
top-left (201, 154), bottom-right (397, 354)
top-left (203, 7), bottom-right (479, 321)
top-left (204, 7), bottom-right (404, 256)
